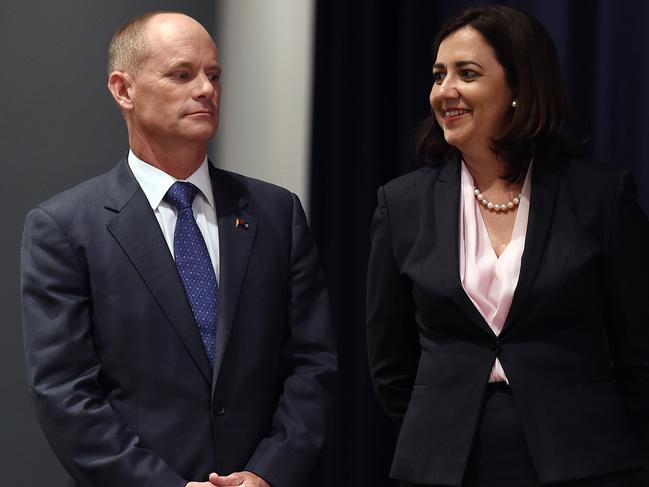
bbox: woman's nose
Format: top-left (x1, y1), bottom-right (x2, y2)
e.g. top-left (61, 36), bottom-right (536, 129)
top-left (436, 76), bottom-right (460, 100)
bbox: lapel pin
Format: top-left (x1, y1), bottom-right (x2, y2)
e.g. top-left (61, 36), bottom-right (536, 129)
top-left (235, 218), bottom-right (250, 229)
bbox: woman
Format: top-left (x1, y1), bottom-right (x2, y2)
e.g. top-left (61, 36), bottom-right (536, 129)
top-left (366, 5), bottom-right (648, 487)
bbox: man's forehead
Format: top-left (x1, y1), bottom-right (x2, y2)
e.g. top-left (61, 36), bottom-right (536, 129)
top-left (149, 12), bottom-right (205, 30)
top-left (146, 13), bottom-right (215, 45)
top-left (144, 18), bottom-right (217, 60)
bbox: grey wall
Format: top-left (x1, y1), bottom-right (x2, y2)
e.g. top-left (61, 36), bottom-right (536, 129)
top-left (0, 1), bottom-right (214, 483)
top-left (213, 0), bottom-right (315, 214)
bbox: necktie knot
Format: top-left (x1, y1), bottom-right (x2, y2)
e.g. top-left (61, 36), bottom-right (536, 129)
top-left (165, 181), bottom-right (200, 211)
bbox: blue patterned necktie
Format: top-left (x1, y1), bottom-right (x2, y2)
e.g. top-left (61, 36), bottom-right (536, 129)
top-left (165, 182), bottom-right (218, 364)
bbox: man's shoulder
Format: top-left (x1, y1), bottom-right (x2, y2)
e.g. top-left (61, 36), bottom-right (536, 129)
top-left (36, 168), bottom-right (116, 215)
top-left (211, 166), bottom-right (292, 197)
top-left (210, 165), bottom-right (297, 213)
top-left (28, 161), bottom-right (130, 232)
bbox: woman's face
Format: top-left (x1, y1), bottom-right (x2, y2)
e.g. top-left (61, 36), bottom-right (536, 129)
top-left (430, 26), bottom-right (513, 156)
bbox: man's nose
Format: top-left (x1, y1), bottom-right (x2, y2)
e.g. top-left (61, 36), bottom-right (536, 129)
top-left (193, 72), bottom-right (217, 99)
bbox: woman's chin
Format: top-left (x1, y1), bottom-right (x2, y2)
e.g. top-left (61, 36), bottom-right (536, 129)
top-left (443, 133), bottom-right (466, 151)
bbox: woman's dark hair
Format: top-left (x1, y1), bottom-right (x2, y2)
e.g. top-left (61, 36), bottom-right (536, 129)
top-left (416, 5), bottom-right (570, 180)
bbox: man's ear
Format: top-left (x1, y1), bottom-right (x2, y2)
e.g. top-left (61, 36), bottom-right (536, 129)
top-left (107, 71), bottom-right (135, 111)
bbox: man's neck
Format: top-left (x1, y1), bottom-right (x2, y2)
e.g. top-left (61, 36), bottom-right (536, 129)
top-left (130, 138), bottom-right (208, 180)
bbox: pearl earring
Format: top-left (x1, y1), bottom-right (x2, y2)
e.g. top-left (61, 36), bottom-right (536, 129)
top-left (511, 99), bottom-right (518, 109)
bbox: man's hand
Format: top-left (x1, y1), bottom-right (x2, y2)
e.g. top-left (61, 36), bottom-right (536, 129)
top-left (209, 471), bottom-right (270, 487)
top-left (185, 470), bottom-right (270, 487)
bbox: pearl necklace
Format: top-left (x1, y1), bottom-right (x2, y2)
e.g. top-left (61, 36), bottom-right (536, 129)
top-left (474, 188), bottom-right (522, 212)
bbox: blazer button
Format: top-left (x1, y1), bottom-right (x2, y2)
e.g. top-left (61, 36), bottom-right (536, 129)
top-left (214, 403), bottom-right (225, 416)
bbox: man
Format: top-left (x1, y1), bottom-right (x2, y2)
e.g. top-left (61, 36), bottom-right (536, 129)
top-left (21, 12), bottom-right (336, 487)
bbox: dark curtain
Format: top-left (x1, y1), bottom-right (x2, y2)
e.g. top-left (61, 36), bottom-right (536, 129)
top-left (310, 1), bottom-right (649, 486)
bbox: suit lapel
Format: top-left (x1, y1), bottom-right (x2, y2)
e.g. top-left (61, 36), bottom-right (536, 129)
top-left (427, 160), bottom-right (494, 335)
top-left (209, 166), bottom-right (257, 387)
top-left (105, 160), bottom-right (213, 385)
top-left (503, 157), bottom-right (562, 332)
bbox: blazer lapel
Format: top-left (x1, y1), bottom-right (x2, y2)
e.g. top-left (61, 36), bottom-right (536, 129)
top-left (503, 157), bottom-right (562, 332)
top-left (427, 160), bottom-right (494, 336)
top-left (209, 166), bottom-right (257, 387)
top-left (104, 160), bottom-right (213, 385)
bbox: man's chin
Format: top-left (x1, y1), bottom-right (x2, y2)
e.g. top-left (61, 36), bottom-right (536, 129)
top-left (183, 123), bottom-right (219, 142)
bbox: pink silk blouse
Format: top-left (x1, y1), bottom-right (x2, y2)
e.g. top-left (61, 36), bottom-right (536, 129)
top-left (459, 161), bottom-right (533, 383)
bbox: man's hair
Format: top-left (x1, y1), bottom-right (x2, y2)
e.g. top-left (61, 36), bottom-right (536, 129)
top-left (107, 11), bottom-right (177, 76)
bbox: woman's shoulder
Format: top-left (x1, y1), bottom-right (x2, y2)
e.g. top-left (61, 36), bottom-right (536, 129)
top-left (561, 157), bottom-right (628, 178)
top-left (553, 156), bottom-right (633, 196)
top-left (541, 156), bottom-right (640, 225)
top-left (381, 162), bottom-right (447, 201)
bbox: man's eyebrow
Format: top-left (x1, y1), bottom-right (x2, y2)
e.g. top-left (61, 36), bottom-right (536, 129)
top-left (166, 60), bottom-right (194, 70)
top-left (166, 61), bottom-right (221, 72)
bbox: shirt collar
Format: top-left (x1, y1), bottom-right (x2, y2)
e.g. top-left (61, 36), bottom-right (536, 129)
top-left (127, 149), bottom-right (215, 210)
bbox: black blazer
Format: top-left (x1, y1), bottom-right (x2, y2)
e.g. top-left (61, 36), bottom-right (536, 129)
top-left (21, 160), bottom-right (336, 487)
top-left (367, 155), bottom-right (649, 486)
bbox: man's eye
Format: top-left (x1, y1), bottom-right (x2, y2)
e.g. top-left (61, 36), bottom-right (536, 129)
top-left (171, 71), bottom-right (190, 81)
top-left (208, 72), bottom-right (221, 82)
top-left (432, 71), bottom-right (446, 84)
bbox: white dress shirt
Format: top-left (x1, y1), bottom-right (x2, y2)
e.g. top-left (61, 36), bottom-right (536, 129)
top-left (127, 150), bottom-right (220, 282)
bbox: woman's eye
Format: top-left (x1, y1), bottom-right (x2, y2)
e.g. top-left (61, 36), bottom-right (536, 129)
top-left (432, 71), bottom-right (446, 84)
top-left (460, 69), bottom-right (478, 79)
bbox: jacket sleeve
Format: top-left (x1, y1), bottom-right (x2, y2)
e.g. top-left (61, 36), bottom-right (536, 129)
top-left (21, 207), bottom-right (186, 487)
top-left (366, 186), bottom-right (420, 431)
top-left (244, 193), bottom-right (337, 487)
top-left (603, 171), bottom-right (649, 482)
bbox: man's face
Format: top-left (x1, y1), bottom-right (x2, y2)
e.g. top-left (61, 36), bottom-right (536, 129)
top-left (128, 15), bottom-right (221, 148)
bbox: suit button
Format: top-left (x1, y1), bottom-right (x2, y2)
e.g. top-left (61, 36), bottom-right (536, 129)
top-left (214, 403), bottom-right (225, 416)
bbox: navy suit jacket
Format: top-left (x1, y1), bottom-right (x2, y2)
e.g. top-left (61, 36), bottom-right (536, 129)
top-left (21, 159), bottom-right (336, 487)
top-left (367, 155), bottom-right (649, 486)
